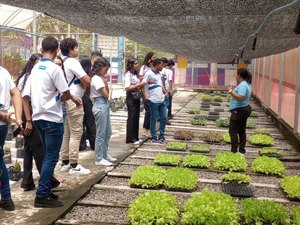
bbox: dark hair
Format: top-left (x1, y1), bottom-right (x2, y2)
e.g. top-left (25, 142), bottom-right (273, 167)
top-left (167, 59), bottom-right (175, 66)
top-left (152, 58), bottom-right (162, 67)
top-left (91, 57), bottom-right (111, 77)
top-left (60, 38), bottom-right (78, 56)
top-left (91, 51), bottom-right (103, 58)
top-left (42, 37), bottom-right (59, 53)
top-left (126, 57), bottom-right (138, 74)
top-left (161, 57), bottom-right (168, 64)
top-left (238, 68), bottom-right (251, 84)
top-left (142, 52), bottom-right (155, 66)
top-left (80, 57), bottom-right (92, 75)
top-left (16, 53), bottom-right (42, 91)
top-left (55, 55), bottom-right (68, 82)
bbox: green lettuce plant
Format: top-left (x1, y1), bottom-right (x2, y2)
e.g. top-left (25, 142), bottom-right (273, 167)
top-left (188, 107), bottom-right (201, 114)
top-left (222, 172), bottom-right (251, 184)
top-left (129, 165), bottom-right (165, 189)
top-left (241, 198), bottom-right (290, 225)
top-left (248, 134), bottom-right (275, 146)
top-left (246, 120), bottom-right (256, 129)
top-left (213, 95), bottom-right (222, 102)
top-left (260, 147), bottom-right (282, 155)
top-left (167, 141), bottom-right (187, 151)
top-left (213, 152), bottom-right (248, 172)
top-left (215, 118), bottom-right (230, 127)
top-left (280, 176), bottom-right (300, 199)
top-left (164, 167), bottom-right (198, 192)
top-left (183, 155), bottom-right (211, 169)
top-left (223, 133), bottom-right (231, 143)
top-left (127, 191), bottom-right (180, 225)
top-left (181, 189), bottom-right (239, 225)
top-left (254, 129), bottom-right (270, 136)
top-left (251, 156), bottom-right (285, 176)
top-left (292, 207), bottom-right (300, 225)
top-left (154, 154), bottom-right (182, 166)
top-left (250, 111), bottom-right (258, 117)
top-left (190, 144), bottom-right (210, 153)
top-left (202, 94), bottom-right (213, 102)
top-left (191, 118), bottom-right (207, 126)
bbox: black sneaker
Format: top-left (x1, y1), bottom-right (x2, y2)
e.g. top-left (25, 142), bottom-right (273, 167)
top-left (49, 192), bottom-right (59, 200)
top-left (159, 137), bottom-right (167, 144)
top-left (151, 138), bottom-right (161, 144)
top-left (21, 184), bottom-right (36, 191)
top-left (166, 120), bottom-right (171, 125)
top-left (34, 196), bottom-right (63, 208)
top-left (0, 199), bottom-right (15, 211)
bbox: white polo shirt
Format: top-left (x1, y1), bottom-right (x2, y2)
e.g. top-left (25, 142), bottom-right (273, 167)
top-left (142, 69), bottom-right (165, 103)
top-left (22, 58), bottom-right (69, 123)
top-left (124, 71), bottom-right (140, 88)
top-left (62, 56), bottom-right (86, 97)
top-left (90, 75), bottom-right (105, 98)
top-left (164, 68), bottom-right (173, 93)
top-left (0, 67), bottom-right (16, 125)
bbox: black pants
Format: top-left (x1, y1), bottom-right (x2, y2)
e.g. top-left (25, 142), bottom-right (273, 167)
top-left (80, 95), bottom-right (96, 150)
top-left (126, 93), bottom-right (140, 143)
top-left (21, 122), bottom-right (60, 189)
top-left (229, 105), bottom-right (251, 154)
top-left (143, 100), bottom-right (150, 130)
top-left (168, 92), bottom-right (173, 118)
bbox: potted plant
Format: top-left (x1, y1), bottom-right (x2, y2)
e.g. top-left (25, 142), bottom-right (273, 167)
top-left (129, 165), bottom-right (165, 189)
top-left (215, 118), bottom-right (230, 127)
top-left (183, 155), bottom-right (210, 169)
top-left (191, 118), bottom-right (207, 126)
top-left (248, 134), bottom-right (275, 146)
top-left (164, 167), bottom-right (198, 192)
top-left (188, 107), bottom-right (201, 114)
top-left (241, 198), bottom-right (290, 225)
top-left (3, 146), bottom-right (12, 164)
top-left (154, 154), bottom-right (181, 166)
top-left (259, 147), bottom-right (282, 158)
top-left (213, 152), bottom-right (248, 172)
top-left (221, 172), bottom-right (253, 198)
top-left (166, 141), bottom-right (187, 151)
top-left (250, 111), bottom-right (258, 117)
top-left (8, 160), bottom-right (23, 181)
top-left (127, 191), bottom-right (180, 225)
top-left (213, 95), bottom-right (222, 102)
top-left (202, 94), bottom-right (213, 102)
top-left (280, 176), bottom-right (300, 201)
top-left (181, 189), bottom-right (239, 225)
top-left (251, 156), bottom-right (285, 176)
top-left (201, 132), bottom-right (223, 143)
top-left (189, 144), bottom-right (210, 153)
top-left (173, 130), bottom-right (194, 140)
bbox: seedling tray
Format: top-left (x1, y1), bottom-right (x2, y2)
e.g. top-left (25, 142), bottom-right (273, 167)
top-left (130, 183), bottom-right (161, 190)
top-left (165, 187), bottom-right (196, 193)
top-left (222, 183), bottom-right (253, 198)
top-left (166, 148), bottom-right (187, 151)
top-left (259, 153), bottom-right (282, 158)
top-left (154, 162), bottom-right (179, 167)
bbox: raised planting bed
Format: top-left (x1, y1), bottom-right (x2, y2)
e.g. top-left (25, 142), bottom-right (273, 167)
top-left (181, 189), bottom-right (239, 225)
top-left (241, 198), bottom-right (290, 225)
top-left (127, 191), bottom-right (180, 225)
top-left (201, 132), bottom-right (223, 143)
top-left (251, 156), bottom-right (285, 177)
top-left (191, 118), bottom-right (207, 126)
top-left (129, 165), bottom-right (165, 189)
top-left (173, 130), bottom-right (194, 140)
top-left (189, 144), bottom-right (210, 153)
top-left (164, 167), bottom-right (198, 192)
top-left (280, 176), bottom-right (300, 201)
top-left (154, 154), bottom-right (181, 166)
top-left (166, 141), bottom-right (187, 151)
top-left (248, 134), bottom-right (275, 146)
top-left (213, 152), bottom-right (248, 172)
top-left (259, 147), bottom-right (283, 158)
top-left (215, 118), bottom-right (230, 127)
top-left (182, 155), bottom-right (211, 169)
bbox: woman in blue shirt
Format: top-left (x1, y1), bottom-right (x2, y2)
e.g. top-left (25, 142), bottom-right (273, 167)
top-left (228, 68), bottom-right (252, 155)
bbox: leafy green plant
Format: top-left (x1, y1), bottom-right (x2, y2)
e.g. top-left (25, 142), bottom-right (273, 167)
top-left (250, 111), bottom-right (258, 117)
top-left (188, 107), bottom-right (201, 114)
top-left (154, 154), bottom-right (182, 166)
top-left (190, 144), bottom-right (210, 153)
top-left (191, 118), bottom-right (207, 126)
top-left (260, 147), bottom-right (282, 155)
top-left (181, 189), bottom-right (239, 225)
top-left (254, 129), bottom-right (270, 136)
top-left (166, 141), bottom-right (187, 151)
top-left (13, 160), bottom-right (21, 173)
top-left (248, 134), bottom-right (275, 146)
top-left (129, 165), bottom-right (165, 189)
top-left (246, 120), bottom-right (256, 129)
top-left (183, 155), bottom-right (211, 169)
top-left (215, 118), bottom-right (230, 127)
top-left (223, 133), bottom-right (231, 143)
top-left (280, 176), bottom-right (300, 199)
top-left (251, 156), bottom-right (285, 176)
top-left (202, 94), bottom-right (213, 102)
top-left (213, 95), bottom-right (222, 102)
top-left (201, 132), bottom-right (223, 143)
top-left (222, 172), bottom-right (251, 184)
top-left (164, 167), bottom-right (198, 192)
top-left (241, 198), bottom-right (290, 225)
top-left (127, 191), bottom-right (180, 225)
top-left (292, 207), bottom-right (300, 225)
top-left (213, 152), bottom-right (248, 172)
top-left (174, 130), bottom-right (194, 140)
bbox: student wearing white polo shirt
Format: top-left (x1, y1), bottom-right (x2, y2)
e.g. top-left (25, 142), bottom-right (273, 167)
top-left (59, 38), bottom-right (91, 175)
top-left (166, 59), bottom-right (175, 119)
top-left (23, 37), bottom-right (82, 208)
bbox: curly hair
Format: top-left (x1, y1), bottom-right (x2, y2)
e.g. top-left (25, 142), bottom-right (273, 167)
top-left (91, 57), bottom-right (110, 77)
top-left (126, 57), bottom-right (138, 75)
top-left (15, 53), bottom-right (42, 91)
top-left (60, 38), bottom-right (78, 56)
top-left (142, 52), bottom-right (155, 66)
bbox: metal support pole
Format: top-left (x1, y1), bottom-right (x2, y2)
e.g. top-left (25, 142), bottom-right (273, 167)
top-left (252, 59), bottom-right (256, 91)
top-left (191, 61), bottom-right (195, 86)
top-left (262, 57), bottom-right (266, 102)
top-left (109, 36), bottom-right (113, 91)
top-left (32, 11), bottom-right (37, 53)
top-left (268, 55), bottom-right (273, 107)
top-left (278, 53), bottom-right (284, 118)
top-left (1, 30), bottom-right (3, 66)
top-left (294, 47), bottom-right (300, 133)
top-left (67, 24), bottom-right (71, 38)
top-left (134, 42), bottom-right (138, 59)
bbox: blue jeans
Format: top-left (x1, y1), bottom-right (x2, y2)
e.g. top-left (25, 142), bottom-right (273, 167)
top-left (149, 101), bottom-right (167, 139)
top-left (34, 120), bottom-right (64, 198)
top-left (165, 95), bottom-right (169, 118)
top-left (92, 97), bottom-right (112, 162)
top-left (0, 125), bottom-right (11, 201)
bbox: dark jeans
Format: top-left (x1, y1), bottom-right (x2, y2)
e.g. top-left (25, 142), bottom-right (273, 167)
top-left (149, 101), bottom-right (167, 139)
top-left (0, 124), bottom-right (11, 201)
top-left (168, 92), bottom-right (172, 118)
top-left (126, 93), bottom-right (140, 143)
top-left (80, 95), bottom-right (96, 150)
top-left (143, 100), bottom-right (150, 130)
top-left (229, 105), bottom-right (251, 154)
top-left (34, 120), bottom-right (64, 198)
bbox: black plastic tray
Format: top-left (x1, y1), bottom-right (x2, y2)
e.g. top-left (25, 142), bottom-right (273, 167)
top-left (222, 183), bottom-right (253, 198)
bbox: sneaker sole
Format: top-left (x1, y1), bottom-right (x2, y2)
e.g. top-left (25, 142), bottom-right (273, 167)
top-left (34, 203), bottom-right (63, 208)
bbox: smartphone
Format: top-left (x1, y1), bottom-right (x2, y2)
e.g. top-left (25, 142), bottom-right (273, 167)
top-left (13, 126), bottom-right (22, 137)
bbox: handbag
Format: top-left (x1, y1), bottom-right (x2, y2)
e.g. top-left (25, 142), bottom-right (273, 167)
top-left (131, 90), bottom-right (142, 100)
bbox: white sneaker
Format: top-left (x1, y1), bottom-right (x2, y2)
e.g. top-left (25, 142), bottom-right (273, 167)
top-left (68, 164), bottom-right (91, 175)
top-left (95, 158), bottom-right (113, 166)
top-left (60, 164), bottom-right (71, 172)
top-left (106, 154), bottom-right (117, 162)
top-left (133, 141), bottom-right (140, 145)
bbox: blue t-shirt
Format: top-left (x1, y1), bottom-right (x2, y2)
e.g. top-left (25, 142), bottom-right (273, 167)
top-left (229, 81), bottom-right (251, 110)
